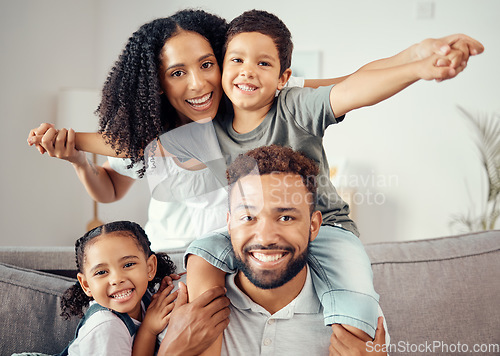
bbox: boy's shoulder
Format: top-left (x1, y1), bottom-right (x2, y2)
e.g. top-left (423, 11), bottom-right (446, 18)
top-left (277, 84), bottom-right (333, 102)
top-left (275, 84), bottom-right (335, 117)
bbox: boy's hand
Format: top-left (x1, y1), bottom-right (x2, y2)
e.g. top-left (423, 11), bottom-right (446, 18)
top-left (27, 123), bottom-right (86, 166)
top-left (413, 34), bottom-right (483, 81)
top-left (142, 284), bottom-right (177, 337)
top-left (28, 123), bottom-right (54, 154)
top-left (330, 317), bottom-right (387, 356)
top-left (416, 53), bottom-right (458, 81)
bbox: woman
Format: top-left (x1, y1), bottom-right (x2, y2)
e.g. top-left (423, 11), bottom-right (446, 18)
top-left (28, 9), bottom-right (329, 250)
top-left (29, 10), bottom-right (230, 250)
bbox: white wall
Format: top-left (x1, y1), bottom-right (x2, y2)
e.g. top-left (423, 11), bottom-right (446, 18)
top-left (1, 0), bottom-right (498, 246)
top-left (0, 0), bottom-right (150, 247)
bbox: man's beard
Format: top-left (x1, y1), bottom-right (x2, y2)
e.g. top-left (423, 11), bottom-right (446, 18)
top-left (233, 236), bottom-right (310, 290)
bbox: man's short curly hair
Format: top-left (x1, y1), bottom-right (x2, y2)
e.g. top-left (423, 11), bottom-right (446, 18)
top-left (96, 9), bottom-right (227, 177)
top-left (227, 145), bottom-right (319, 210)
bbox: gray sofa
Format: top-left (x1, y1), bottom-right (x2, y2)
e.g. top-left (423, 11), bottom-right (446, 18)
top-left (1, 231), bottom-right (499, 356)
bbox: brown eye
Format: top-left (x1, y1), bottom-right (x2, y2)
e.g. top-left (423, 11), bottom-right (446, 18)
top-left (171, 70), bottom-right (184, 77)
top-left (201, 61), bottom-right (214, 69)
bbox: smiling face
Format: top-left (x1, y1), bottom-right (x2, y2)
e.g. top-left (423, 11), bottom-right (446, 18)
top-left (159, 30), bottom-right (223, 125)
top-left (222, 32), bottom-right (291, 115)
top-left (77, 232), bottom-right (156, 320)
top-left (228, 173), bottom-right (321, 290)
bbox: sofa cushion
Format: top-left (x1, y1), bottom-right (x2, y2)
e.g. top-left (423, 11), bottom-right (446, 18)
top-left (366, 230), bottom-right (500, 355)
top-left (0, 263), bottom-right (79, 356)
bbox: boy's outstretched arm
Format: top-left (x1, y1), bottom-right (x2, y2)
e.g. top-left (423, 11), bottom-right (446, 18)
top-left (27, 123), bottom-right (134, 203)
top-left (303, 34), bottom-right (483, 88)
top-left (358, 34), bottom-right (483, 73)
top-left (330, 53), bottom-right (457, 118)
top-left (28, 123), bottom-right (119, 156)
top-left (185, 254), bottom-right (227, 356)
top-left (30, 124), bottom-right (174, 160)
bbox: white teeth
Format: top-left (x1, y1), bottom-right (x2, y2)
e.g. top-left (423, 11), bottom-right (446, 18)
top-left (253, 252), bottom-right (284, 262)
top-left (186, 92), bottom-right (212, 105)
top-left (111, 289), bottom-right (132, 300)
top-left (236, 84), bottom-right (256, 92)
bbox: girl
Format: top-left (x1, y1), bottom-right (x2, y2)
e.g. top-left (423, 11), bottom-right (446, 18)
top-left (59, 220), bottom-right (176, 355)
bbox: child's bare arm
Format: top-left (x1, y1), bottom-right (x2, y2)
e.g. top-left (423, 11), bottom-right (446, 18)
top-left (303, 76), bottom-right (350, 88)
top-left (330, 53), bottom-right (455, 118)
top-left (303, 34), bottom-right (483, 89)
top-left (74, 132), bottom-right (125, 156)
top-left (186, 254), bottom-right (227, 356)
top-left (330, 317), bottom-right (387, 356)
top-left (74, 132), bottom-right (174, 161)
top-left (28, 123), bottom-right (120, 157)
top-left (27, 123), bottom-right (135, 203)
top-left (133, 285), bottom-right (177, 356)
top-left (356, 34), bottom-right (483, 74)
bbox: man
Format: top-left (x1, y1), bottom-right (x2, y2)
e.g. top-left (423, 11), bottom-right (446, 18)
top-left (220, 144), bottom-right (387, 355)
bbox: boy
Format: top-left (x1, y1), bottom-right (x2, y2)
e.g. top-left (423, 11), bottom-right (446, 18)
top-left (184, 9), bottom-right (472, 354)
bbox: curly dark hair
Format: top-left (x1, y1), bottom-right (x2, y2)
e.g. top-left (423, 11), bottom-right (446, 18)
top-left (60, 221), bottom-right (176, 319)
top-left (226, 145), bottom-right (319, 210)
top-left (224, 9), bottom-right (293, 76)
top-left (96, 9), bottom-right (228, 177)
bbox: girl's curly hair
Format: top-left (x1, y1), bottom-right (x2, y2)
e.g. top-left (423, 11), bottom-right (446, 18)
top-left (96, 9), bottom-right (228, 177)
top-left (60, 221), bottom-right (176, 319)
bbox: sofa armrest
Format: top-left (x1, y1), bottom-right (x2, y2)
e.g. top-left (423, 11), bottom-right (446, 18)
top-left (365, 230), bottom-right (500, 355)
top-left (0, 263), bottom-right (79, 355)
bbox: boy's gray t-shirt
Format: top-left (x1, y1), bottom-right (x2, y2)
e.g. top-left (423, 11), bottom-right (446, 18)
top-left (214, 85), bottom-right (358, 236)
